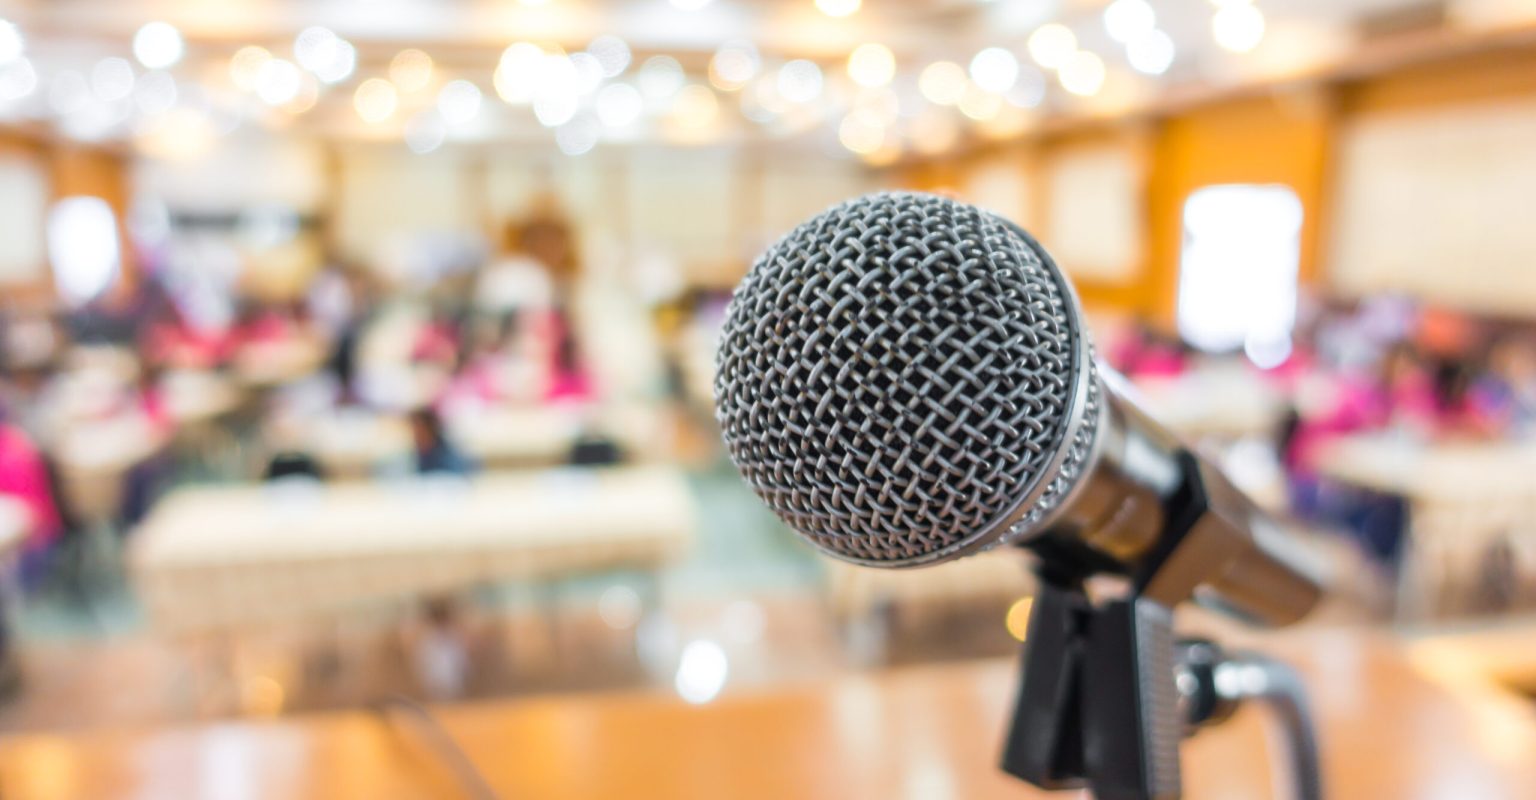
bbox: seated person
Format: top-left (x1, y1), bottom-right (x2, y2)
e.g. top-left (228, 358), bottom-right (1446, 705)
top-left (263, 451), bottom-right (326, 483)
top-left (0, 410), bottom-right (63, 575)
top-left (408, 407), bottom-right (475, 476)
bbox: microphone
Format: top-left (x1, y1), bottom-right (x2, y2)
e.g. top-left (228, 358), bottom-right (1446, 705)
top-left (713, 191), bottom-right (1321, 626)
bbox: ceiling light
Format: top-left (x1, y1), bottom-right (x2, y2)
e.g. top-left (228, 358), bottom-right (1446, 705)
top-left (670, 84), bottom-right (719, 129)
top-left (91, 58), bottom-right (135, 103)
top-left (595, 82), bottom-right (643, 126)
top-left (638, 55), bottom-right (685, 100)
top-left (1028, 24), bottom-right (1077, 70)
top-left (353, 78), bottom-right (398, 123)
top-left (295, 28), bottom-right (355, 84)
top-left (1058, 50), bottom-right (1105, 96)
top-left (437, 79), bottom-right (482, 125)
top-left (958, 84), bottom-right (1003, 121)
top-left (969, 47), bottom-right (1019, 94)
top-left (133, 70), bottom-right (177, 115)
top-left (390, 49), bottom-right (434, 93)
top-left (229, 46), bottom-right (271, 92)
top-left (1104, 0), bottom-right (1156, 45)
top-left (535, 94), bottom-right (579, 127)
top-left (587, 35), bottom-right (631, 78)
top-left (255, 59), bottom-right (302, 106)
top-left (570, 52), bottom-right (605, 94)
top-left (61, 99), bottom-right (130, 142)
top-left (1007, 65), bottom-right (1047, 108)
top-left (838, 109), bottom-right (885, 155)
top-left (0, 58), bottom-right (36, 102)
top-left (284, 75), bottom-right (319, 114)
top-left (293, 27), bottom-right (338, 73)
top-left (48, 71), bottom-right (90, 115)
top-left (556, 113), bottom-right (600, 155)
top-left (1127, 29), bottom-right (1175, 75)
top-left (816, 0), bottom-right (861, 18)
top-left (133, 22), bottom-right (183, 70)
top-left (919, 61), bottom-right (967, 105)
top-left (404, 112), bottom-right (447, 154)
top-left (1213, 3), bottom-right (1265, 53)
top-left (709, 40), bottom-right (759, 91)
top-left (847, 43), bottom-right (895, 88)
top-left (777, 60), bottom-right (823, 104)
top-left (495, 43), bottom-right (545, 104)
top-left (743, 76), bottom-right (785, 121)
top-left (316, 40), bottom-right (356, 84)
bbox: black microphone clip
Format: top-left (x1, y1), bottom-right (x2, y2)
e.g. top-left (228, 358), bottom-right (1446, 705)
top-left (1000, 451), bottom-right (1323, 800)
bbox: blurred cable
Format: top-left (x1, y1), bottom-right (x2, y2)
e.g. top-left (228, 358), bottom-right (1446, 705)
top-left (374, 694), bottom-right (502, 800)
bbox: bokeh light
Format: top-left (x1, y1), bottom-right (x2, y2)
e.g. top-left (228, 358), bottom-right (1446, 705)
top-left (847, 43), bottom-right (896, 88)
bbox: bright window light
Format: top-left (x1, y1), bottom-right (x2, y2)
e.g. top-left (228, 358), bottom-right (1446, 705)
top-left (48, 196), bottom-right (121, 305)
top-left (1177, 184), bottom-right (1301, 366)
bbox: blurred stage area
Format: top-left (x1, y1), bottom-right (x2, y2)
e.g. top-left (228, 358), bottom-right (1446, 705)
top-left (1, 0), bottom-right (1535, 797)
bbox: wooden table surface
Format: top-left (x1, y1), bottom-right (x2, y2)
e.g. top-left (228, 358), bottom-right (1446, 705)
top-left (1, 628), bottom-right (1532, 799)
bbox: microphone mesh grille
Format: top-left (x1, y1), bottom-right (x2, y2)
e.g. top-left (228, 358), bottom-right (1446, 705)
top-left (714, 192), bottom-right (1081, 565)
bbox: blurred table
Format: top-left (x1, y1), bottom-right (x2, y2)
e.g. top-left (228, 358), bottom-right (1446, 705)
top-left (0, 495), bottom-right (28, 557)
top-left (130, 466), bottom-right (697, 633)
top-left (1132, 365), bottom-right (1285, 440)
top-left (48, 415), bottom-right (165, 524)
top-left (161, 370), bottom-right (242, 426)
top-left (308, 404), bottom-right (663, 477)
top-left (0, 628), bottom-right (1532, 799)
top-left (1318, 433), bottom-right (1536, 620)
top-left (1317, 432), bottom-right (1536, 499)
top-left (233, 336), bottom-right (328, 389)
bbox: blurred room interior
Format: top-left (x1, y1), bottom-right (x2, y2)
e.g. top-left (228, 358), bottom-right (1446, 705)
top-left (0, 0), bottom-right (1535, 797)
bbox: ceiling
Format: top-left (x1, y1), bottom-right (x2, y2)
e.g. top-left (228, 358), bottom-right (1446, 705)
top-left (0, 0), bottom-right (1521, 161)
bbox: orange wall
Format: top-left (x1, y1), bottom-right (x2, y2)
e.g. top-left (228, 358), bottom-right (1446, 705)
top-left (894, 40), bottom-right (1536, 327)
top-left (48, 146), bottom-right (137, 294)
top-left (1145, 89), bottom-right (1334, 328)
top-left (0, 141), bottom-right (136, 304)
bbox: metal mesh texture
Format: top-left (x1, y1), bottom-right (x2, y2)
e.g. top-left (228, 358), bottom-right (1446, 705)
top-left (714, 192), bottom-right (1083, 565)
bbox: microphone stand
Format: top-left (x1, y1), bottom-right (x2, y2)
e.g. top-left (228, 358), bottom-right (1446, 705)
top-left (998, 456), bottom-right (1324, 800)
top-left (998, 583), bottom-right (1322, 800)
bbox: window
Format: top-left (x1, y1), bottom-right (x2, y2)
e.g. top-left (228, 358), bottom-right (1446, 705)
top-left (1177, 184), bottom-right (1302, 368)
top-left (47, 196), bottom-right (121, 305)
top-left (0, 158), bottom-right (48, 285)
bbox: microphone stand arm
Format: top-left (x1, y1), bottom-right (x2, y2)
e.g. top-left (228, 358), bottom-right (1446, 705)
top-left (1178, 640), bottom-right (1323, 800)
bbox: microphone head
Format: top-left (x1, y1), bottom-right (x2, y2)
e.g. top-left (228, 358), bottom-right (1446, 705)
top-left (715, 191), bottom-right (1101, 567)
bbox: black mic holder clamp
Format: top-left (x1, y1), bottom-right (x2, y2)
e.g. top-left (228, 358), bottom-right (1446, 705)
top-left (1000, 453), bottom-right (1323, 800)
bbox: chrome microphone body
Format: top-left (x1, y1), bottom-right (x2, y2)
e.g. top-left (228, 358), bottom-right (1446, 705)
top-left (714, 191), bottom-right (1320, 626)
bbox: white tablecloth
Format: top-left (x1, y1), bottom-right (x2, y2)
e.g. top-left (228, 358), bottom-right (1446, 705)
top-left (0, 495), bottom-right (29, 557)
top-left (308, 404), bottom-right (663, 476)
top-left (1317, 433), bottom-right (1536, 620)
top-left (1131, 366), bottom-right (1285, 440)
top-left (130, 466), bottom-right (697, 633)
top-left (1316, 433), bottom-right (1536, 500)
